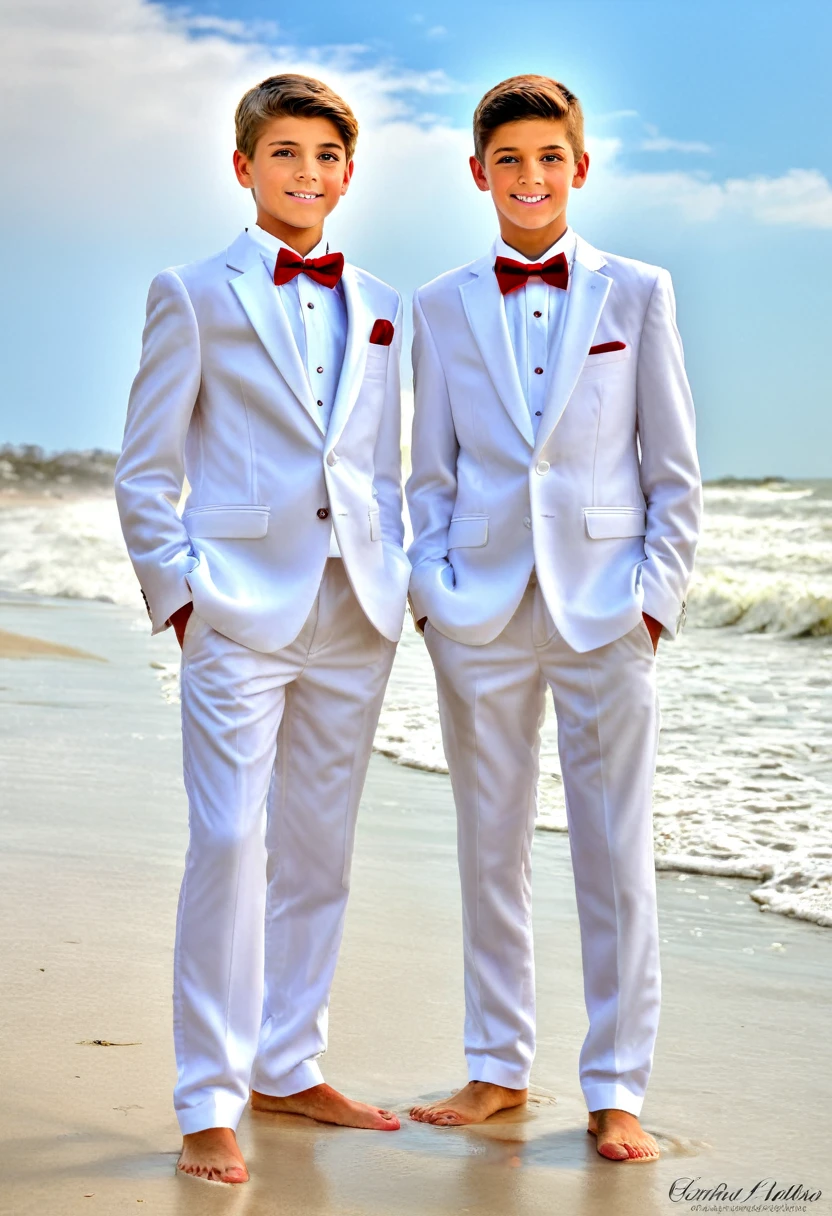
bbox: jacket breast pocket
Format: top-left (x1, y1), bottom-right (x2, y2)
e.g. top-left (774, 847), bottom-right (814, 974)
top-left (584, 507), bottom-right (646, 539)
top-left (448, 515), bottom-right (489, 549)
top-left (579, 349), bottom-right (631, 380)
top-left (363, 344), bottom-right (390, 382)
top-left (183, 505), bottom-right (270, 539)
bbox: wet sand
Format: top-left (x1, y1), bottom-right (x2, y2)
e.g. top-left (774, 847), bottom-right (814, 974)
top-left (1, 595), bottom-right (830, 1215)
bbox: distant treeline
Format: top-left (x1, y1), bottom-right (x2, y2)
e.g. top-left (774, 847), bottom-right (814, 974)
top-left (0, 445), bottom-right (117, 490)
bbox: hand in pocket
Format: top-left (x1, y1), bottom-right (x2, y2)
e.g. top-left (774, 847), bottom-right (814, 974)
top-left (170, 602), bottom-right (194, 650)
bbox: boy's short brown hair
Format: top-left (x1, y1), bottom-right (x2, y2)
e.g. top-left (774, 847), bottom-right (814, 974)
top-left (235, 74), bottom-right (359, 160)
top-left (473, 74), bottom-right (584, 163)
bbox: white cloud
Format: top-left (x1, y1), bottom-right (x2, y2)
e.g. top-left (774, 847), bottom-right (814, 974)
top-left (639, 136), bottom-right (712, 154)
top-left (589, 166), bottom-right (832, 228)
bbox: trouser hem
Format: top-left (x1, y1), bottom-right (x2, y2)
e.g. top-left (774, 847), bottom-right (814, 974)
top-left (468, 1056), bottom-right (531, 1090)
top-left (582, 1082), bottom-right (644, 1117)
top-left (250, 1057), bottom-right (325, 1098)
top-left (176, 1092), bottom-right (249, 1136)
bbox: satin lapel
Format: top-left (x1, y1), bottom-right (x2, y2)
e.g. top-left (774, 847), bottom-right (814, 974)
top-left (459, 264), bottom-right (535, 448)
top-left (533, 257), bottom-right (612, 457)
top-left (325, 265), bottom-right (372, 451)
top-left (230, 256), bottom-right (322, 432)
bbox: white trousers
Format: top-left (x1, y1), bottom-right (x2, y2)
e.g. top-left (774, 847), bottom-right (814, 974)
top-left (424, 577), bottom-right (660, 1116)
top-left (175, 560), bottom-right (396, 1135)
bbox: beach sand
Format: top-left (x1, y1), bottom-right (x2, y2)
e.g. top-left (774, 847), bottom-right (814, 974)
top-left (1, 595), bottom-right (830, 1216)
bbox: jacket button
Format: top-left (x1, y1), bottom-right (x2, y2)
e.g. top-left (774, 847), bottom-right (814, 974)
top-left (534, 366), bottom-right (544, 375)
top-left (317, 507), bottom-right (330, 520)
top-left (535, 460), bottom-right (550, 475)
top-left (523, 516), bottom-right (532, 528)
top-left (326, 451), bottom-right (338, 466)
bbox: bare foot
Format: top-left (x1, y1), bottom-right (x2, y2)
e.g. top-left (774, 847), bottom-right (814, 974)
top-left (251, 1083), bottom-right (400, 1130)
top-left (176, 1127), bottom-right (248, 1184)
top-left (587, 1109), bottom-right (660, 1162)
top-left (410, 1081), bottom-right (528, 1127)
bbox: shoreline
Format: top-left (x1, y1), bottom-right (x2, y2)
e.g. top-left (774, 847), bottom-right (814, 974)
top-left (2, 588), bottom-right (831, 930)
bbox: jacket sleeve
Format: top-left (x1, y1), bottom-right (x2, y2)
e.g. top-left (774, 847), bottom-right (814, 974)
top-left (405, 291), bottom-right (459, 622)
top-left (372, 293), bottom-right (405, 547)
top-left (636, 268), bottom-right (703, 639)
top-left (114, 270), bottom-right (200, 634)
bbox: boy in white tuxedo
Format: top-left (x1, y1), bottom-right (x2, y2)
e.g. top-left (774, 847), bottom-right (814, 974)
top-left (406, 75), bottom-right (701, 1161)
top-left (116, 74), bottom-right (410, 1184)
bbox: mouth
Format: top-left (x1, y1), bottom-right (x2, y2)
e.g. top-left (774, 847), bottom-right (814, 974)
top-left (286, 191), bottom-right (323, 202)
top-left (511, 193), bottom-right (550, 206)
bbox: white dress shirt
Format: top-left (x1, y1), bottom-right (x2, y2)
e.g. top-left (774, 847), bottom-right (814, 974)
top-left (496, 227), bottom-right (577, 438)
top-left (248, 224), bottom-right (348, 556)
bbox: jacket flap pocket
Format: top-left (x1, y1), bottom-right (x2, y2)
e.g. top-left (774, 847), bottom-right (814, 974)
top-left (184, 506), bottom-right (270, 539)
top-left (448, 515), bottom-right (489, 548)
top-left (584, 507), bottom-right (646, 539)
top-left (369, 505), bottom-right (381, 541)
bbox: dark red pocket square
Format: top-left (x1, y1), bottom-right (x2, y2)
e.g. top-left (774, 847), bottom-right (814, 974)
top-left (588, 341), bottom-right (626, 355)
top-left (370, 319), bottom-right (395, 346)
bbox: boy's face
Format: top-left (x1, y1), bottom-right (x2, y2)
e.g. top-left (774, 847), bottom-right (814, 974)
top-left (233, 114), bottom-right (353, 246)
top-left (470, 117), bottom-right (589, 251)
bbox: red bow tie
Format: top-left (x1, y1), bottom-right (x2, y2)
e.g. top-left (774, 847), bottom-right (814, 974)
top-left (274, 247), bottom-right (344, 289)
top-left (494, 252), bottom-right (569, 296)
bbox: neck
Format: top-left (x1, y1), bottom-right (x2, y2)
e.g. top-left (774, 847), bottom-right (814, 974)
top-left (498, 215), bottom-right (568, 261)
top-left (255, 209), bottom-right (324, 257)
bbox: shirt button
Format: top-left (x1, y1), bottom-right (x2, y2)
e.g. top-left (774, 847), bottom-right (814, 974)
top-left (534, 310), bottom-right (542, 318)
top-left (316, 366), bottom-right (324, 374)
top-left (523, 516), bottom-right (532, 528)
top-left (536, 460), bottom-right (550, 476)
top-left (307, 302), bottom-right (315, 309)
top-left (317, 507), bottom-right (330, 520)
top-left (534, 367), bottom-right (544, 375)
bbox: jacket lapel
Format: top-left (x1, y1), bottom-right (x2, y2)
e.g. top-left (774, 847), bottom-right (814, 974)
top-left (325, 265), bottom-right (373, 451)
top-left (459, 257), bottom-right (535, 447)
top-left (533, 238), bottom-right (611, 456)
top-left (227, 232), bottom-right (323, 433)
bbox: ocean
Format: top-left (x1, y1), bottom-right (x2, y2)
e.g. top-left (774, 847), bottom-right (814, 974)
top-left (1, 451), bottom-right (830, 928)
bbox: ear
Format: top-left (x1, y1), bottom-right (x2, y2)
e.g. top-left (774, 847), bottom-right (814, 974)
top-left (233, 149), bottom-right (254, 190)
top-left (340, 158), bottom-right (355, 197)
top-left (469, 155), bottom-right (490, 193)
top-left (572, 151), bottom-right (590, 190)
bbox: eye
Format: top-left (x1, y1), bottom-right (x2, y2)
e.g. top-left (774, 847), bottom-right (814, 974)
top-left (496, 155), bottom-right (519, 164)
top-left (271, 148), bottom-right (294, 158)
top-left (319, 153), bottom-right (339, 162)
top-left (541, 154), bottom-right (564, 163)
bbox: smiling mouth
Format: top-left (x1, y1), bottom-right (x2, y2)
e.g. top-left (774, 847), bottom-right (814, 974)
top-left (512, 193), bottom-right (550, 205)
top-left (286, 191), bottom-right (323, 201)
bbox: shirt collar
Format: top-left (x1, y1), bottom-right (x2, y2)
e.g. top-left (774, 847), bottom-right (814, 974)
top-left (248, 224), bottom-right (328, 263)
top-left (493, 226), bottom-right (576, 267)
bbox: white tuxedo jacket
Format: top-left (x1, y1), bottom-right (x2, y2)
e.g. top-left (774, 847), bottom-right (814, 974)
top-left (116, 230), bottom-right (410, 652)
top-left (406, 235), bottom-right (702, 653)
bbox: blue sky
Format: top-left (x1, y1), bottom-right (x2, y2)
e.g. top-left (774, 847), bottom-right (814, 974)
top-left (0, 0), bottom-right (830, 478)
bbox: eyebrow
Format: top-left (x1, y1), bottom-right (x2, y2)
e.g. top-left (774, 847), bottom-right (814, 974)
top-left (266, 139), bottom-right (344, 151)
top-left (492, 143), bottom-right (567, 154)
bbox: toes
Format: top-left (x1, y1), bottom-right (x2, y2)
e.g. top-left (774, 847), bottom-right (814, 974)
top-left (598, 1141), bottom-right (630, 1161)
